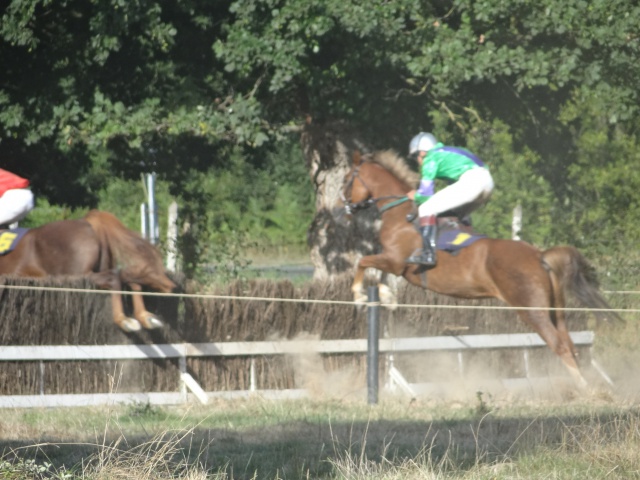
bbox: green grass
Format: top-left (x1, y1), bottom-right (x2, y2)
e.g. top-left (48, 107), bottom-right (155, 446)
top-left (1, 396), bottom-right (640, 479)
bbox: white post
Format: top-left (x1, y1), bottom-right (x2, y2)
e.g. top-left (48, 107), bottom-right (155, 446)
top-left (457, 351), bottom-right (465, 377)
top-left (140, 203), bottom-right (148, 239)
top-left (250, 358), bottom-right (256, 392)
top-left (39, 361), bottom-right (45, 396)
top-left (166, 201), bottom-right (178, 271)
top-left (523, 349), bottom-right (530, 378)
top-left (179, 355), bottom-right (187, 402)
top-left (512, 203), bottom-right (522, 241)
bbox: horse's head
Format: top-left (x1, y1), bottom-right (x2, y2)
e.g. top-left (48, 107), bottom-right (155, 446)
top-left (341, 150), bottom-right (375, 217)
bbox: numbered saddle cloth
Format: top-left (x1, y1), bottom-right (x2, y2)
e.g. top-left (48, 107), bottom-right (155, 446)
top-left (0, 228), bottom-right (29, 255)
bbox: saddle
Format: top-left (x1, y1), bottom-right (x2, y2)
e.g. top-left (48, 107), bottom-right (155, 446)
top-left (407, 211), bottom-right (485, 255)
top-left (435, 217), bottom-right (485, 254)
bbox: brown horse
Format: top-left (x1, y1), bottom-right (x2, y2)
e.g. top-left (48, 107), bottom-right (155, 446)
top-left (342, 150), bottom-right (620, 388)
top-left (0, 210), bottom-right (176, 332)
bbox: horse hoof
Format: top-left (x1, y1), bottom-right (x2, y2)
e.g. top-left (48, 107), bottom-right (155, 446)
top-left (119, 318), bottom-right (142, 332)
top-left (142, 316), bottom-right (164, 330)
top-left (378, 284), bottom-right (397, 310)
top-left (353, 292), bottom-right (368, 305)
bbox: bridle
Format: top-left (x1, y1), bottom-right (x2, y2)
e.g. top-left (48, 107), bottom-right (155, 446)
top-left (341, 165), bottom-right (374, 215)
top-left (341, 164), bottom-right (411, 216)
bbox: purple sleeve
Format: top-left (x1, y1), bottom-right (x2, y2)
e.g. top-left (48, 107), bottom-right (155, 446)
top-left (416, 179), bottom-right (435, 200)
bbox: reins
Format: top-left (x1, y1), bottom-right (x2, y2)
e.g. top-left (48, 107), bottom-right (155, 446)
top-left (378, 196), bottom-right (411, 213)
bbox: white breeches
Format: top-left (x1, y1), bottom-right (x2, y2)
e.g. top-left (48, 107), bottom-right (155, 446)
top-left (418, 167), bottom-right (494, 217)
top-left (0, 189), bottom-right (34, 225)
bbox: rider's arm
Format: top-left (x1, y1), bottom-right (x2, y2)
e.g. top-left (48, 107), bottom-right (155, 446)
top-left (414, 157), bottom-right (437, 204)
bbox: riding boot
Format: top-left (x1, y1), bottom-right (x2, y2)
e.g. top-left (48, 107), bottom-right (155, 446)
top-left (406, 219), bottom-right (438, 267)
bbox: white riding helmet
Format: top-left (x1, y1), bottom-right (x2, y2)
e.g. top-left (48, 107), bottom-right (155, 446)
top-left (409, 132), bottom-right (438, 155)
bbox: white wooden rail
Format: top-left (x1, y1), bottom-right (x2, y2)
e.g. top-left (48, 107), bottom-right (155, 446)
top-left (0, 331), bottom-right (599, 408)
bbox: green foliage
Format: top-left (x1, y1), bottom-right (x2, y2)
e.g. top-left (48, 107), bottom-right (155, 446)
top-left (21, 198), bottom-right (88, 227)
top-left (80, 140), bottom-right (311, 280)
top-left (18, 139), bottom-right (313, 282)
top-left (3, 0), bottom-right (640, 281)
top-left (96, 176), bottom-right (172, 232)
top-left (173, 141), bottom-right (314, 280)
top-left (0, 458), bottom-right (72, 480)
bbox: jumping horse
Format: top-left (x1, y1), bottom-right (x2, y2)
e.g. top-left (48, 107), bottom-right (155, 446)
top-left (342, 150), bottom-right (621, 388)
top-left (0, 210), bottom-right (176, 332)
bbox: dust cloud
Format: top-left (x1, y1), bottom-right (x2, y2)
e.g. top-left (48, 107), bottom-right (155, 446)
top-left (279, 323), bottom-right (640, 405)
top-left (284, 332), bottom-right (365, 400)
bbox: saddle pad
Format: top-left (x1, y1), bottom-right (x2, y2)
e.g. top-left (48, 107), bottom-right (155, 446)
top-left (436, 229), bottom-right (485, 253)
top-left (0, 228), bottom-right (29, 255)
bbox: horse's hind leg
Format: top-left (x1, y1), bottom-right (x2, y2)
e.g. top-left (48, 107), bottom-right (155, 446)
top-left (522, 310), bottom-right (587, 389)
top-left (129, 283), bottom-right (163, 329)
top-left (548, 269), bottom-right (579, 359)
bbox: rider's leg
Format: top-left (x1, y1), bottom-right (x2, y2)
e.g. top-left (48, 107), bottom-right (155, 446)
top-left (406, 215), bottom-right (437, 266)
top-left (423, 168), bottom-right (494, 215)
top-left (0, 189), bottom-right (34, 227)
top-left (406, 168), bottom-right (493, 266)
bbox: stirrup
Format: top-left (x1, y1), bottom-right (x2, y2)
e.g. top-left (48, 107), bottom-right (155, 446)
top-left (406, 249), bottom-right (436, 267)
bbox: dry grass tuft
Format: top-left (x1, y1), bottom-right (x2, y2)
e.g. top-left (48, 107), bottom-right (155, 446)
top-left (82, 428), bottom-right (221, 480)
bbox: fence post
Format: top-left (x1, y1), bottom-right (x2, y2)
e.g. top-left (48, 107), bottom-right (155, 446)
top-left (178, 355), bottom-right (187, 403)
top-left (166, 201), bottom-right (178, 271)
top-left (367, 286), bottom-right (380, 405)
top-left (512, 203), bottom-right (522, 240)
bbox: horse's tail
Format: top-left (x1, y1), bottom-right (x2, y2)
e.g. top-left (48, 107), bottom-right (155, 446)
top-left (83, 210), bottom-right (175, 292)
top-left (542, 245), bottom-right (623, 324)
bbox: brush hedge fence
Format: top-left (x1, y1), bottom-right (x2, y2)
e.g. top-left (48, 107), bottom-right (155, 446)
top-left (0, 275), bottom-right (593, 396)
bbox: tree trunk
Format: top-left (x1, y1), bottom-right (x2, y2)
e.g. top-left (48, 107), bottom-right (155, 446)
top-left (301, 121), bottom-right (381, 280)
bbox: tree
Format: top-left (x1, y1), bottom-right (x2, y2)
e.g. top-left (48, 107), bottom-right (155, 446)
top-left (215, 0), bottom-right (640, 268)
top-left (3, 0), bottom-right (640, 279)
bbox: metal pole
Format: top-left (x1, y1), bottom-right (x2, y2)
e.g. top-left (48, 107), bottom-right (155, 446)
top-left (367, 286), bottom-right (380, 404)
top-left (146, 172), bottom-right (158, 244)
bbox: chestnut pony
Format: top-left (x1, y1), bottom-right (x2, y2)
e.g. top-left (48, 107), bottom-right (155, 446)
top-left (342, 150), bottom-right (620, 388)
top-left (0, 210), bottom-right (176, 332)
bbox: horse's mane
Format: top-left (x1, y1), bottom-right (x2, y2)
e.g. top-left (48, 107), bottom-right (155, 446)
top-left (363, 150), bottom-right (420, 188)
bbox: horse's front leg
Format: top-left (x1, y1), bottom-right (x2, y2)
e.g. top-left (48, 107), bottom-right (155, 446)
top-left (130, 283), bottom-right (164, 329)
top-left (352, 253), bottom-right (405, 307)
top-left (90, 271), bottom-right (142, 332)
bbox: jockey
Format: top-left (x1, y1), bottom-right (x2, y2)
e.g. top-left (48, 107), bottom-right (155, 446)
top-left (0, 168), bottom-right (34, 228)
top-left (405, 132), bottom-right (494, 267)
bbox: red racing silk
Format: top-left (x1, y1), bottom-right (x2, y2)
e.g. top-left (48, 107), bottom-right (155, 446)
top-left (0, 169), bottom-right (29, 197)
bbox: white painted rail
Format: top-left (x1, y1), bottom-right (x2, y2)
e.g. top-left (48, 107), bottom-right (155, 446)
top-left (0, 331), bottom-right (595, 361)
top-left (0, 331), bottom-right (597, 408)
